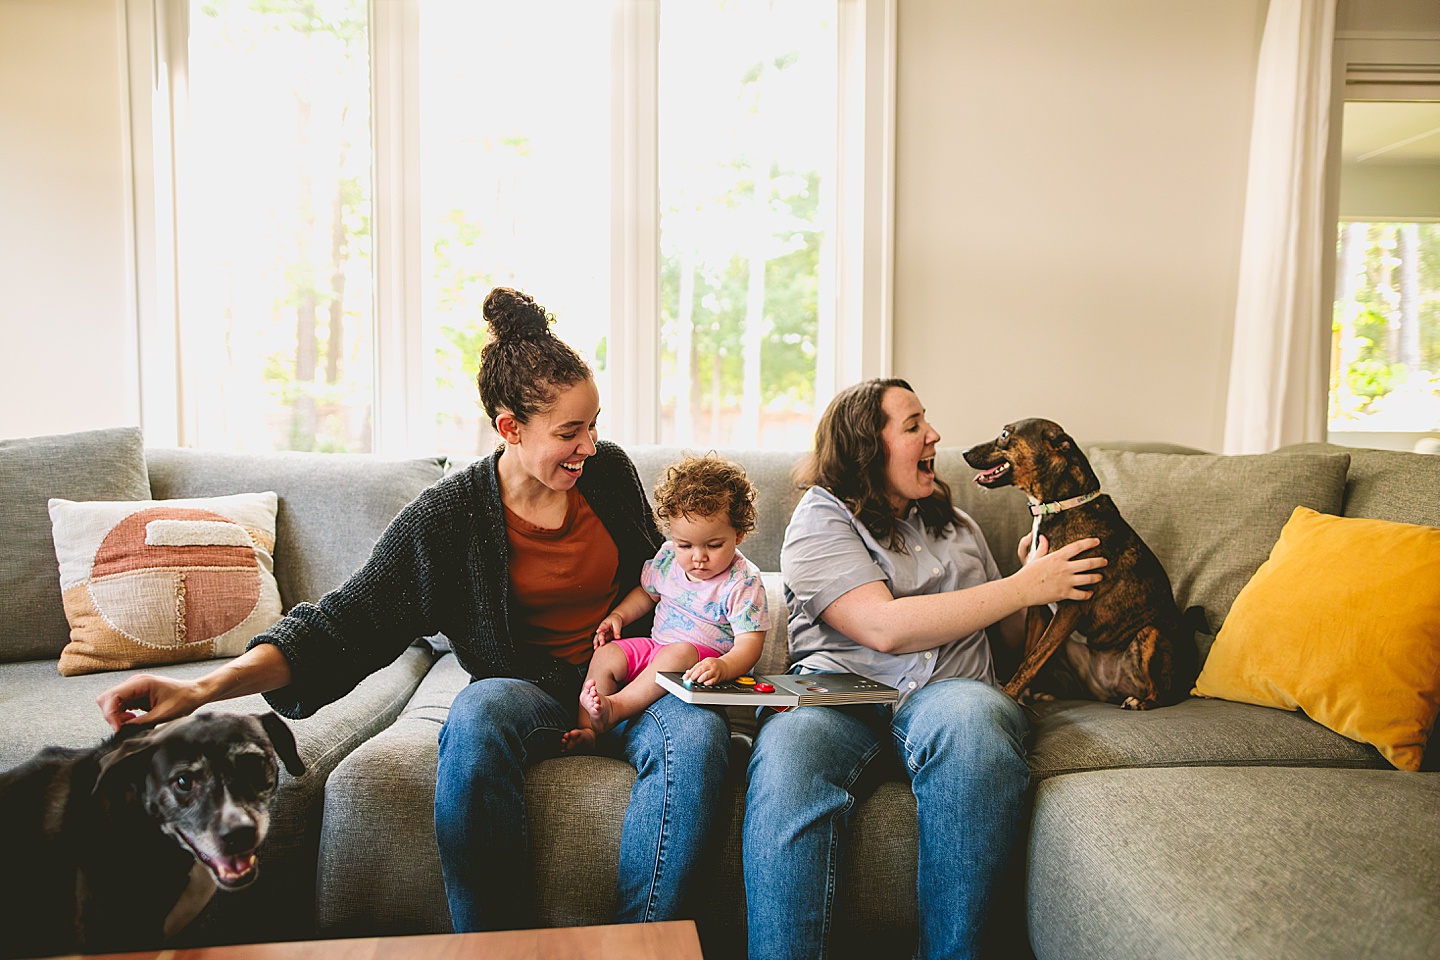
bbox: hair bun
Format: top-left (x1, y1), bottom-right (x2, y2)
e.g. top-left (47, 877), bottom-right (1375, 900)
top-left (483, 287), bottom-right (551, 342)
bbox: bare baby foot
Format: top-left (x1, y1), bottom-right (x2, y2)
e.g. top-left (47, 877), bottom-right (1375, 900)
top-left (581, 679), bottom-right (617, 735)
top-left (560, 726), bottom-right (596, 753)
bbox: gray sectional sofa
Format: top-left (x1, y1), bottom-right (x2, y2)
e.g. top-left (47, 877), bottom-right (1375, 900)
top-left (2, 426), bottom-right (1438, 959)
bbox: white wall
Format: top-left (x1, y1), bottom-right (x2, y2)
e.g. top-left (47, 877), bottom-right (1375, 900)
top-left (0, 0), bottom-right (137, 440)
top-left (892, 0), bottom-right (1267, 451)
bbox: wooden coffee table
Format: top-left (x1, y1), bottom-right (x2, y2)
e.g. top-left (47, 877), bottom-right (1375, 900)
top-left (66, 920), bottom-right (703, 960)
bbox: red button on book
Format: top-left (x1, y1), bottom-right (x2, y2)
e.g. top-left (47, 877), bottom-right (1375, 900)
top-left (753, 682), bottom-right (775, 693)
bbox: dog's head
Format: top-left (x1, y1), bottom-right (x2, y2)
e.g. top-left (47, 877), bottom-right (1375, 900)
top-left (94, 712), bottom-right (304, 890)
top-left (961, 418), bottom-right (1096, 501)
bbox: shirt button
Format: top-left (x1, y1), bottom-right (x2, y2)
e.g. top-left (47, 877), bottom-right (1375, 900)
top-left (908, 681), bottom-right (918, 689)
top-left (914, 544), bottom-right (921, 552)
top-left (932, 567), bottom-right (940, 575)
top-left (924, 651), bottom-right (933, 660)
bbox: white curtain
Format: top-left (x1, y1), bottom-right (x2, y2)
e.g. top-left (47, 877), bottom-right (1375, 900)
top-left (1222, 0), bottom-right (1337, 455)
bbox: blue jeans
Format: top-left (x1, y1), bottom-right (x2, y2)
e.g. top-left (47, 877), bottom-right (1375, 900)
top-left (434, 675), bottom-right (729, 931)
top-left (744, 678), bottom-right (1030, 960)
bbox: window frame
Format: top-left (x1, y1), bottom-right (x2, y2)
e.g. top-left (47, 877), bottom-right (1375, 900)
top-left (1323, 31), bottom-right (1440, 450)
top-left (124, 0), bottom-right (896, 452)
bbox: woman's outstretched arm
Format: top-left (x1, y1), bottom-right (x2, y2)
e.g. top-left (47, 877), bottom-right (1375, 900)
top-left (97, 642), bottom-right (293, 730)
top-left (819, 536), bottom-right (1104, 655)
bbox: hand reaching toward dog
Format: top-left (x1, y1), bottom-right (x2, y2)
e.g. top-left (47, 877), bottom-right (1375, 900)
top-left (98, 674), bottom-right (208, 730)
top-left (1015, 535), bottom-right (1105, 606)
top-left (97, 642), bottom-right (294, 730)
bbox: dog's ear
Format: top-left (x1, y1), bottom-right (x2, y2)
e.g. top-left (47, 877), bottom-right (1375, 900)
top-left (1048, 430), bottom-right (1074, 452)
top-left (93, 725), bottom-right (161, 796)
top-left (258, 713), bottom-right (306, 777)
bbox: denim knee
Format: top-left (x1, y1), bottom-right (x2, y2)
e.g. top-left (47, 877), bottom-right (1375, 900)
top-left (623, 696), bottom-right (728, 778)
top-left (892, 679), bottom-right (1028, 769)
top-left (439, 677), bottom-right (569, 770)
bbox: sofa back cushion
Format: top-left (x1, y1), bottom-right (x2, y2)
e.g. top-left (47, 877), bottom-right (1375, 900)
top-left (146, 449), bottom-right (447, 610)
top-left (0, 427), bottom-right (151, 662)
top-left (1280, 441), bottom-right (1440, 526)
top-left (1087, 449), bottom-right (1351, 634)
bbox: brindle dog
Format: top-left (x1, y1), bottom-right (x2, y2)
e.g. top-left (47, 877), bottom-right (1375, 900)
top-left (0, 712), bottom-right (304, 959)
top-left (962, 419), bottom-right (1198, 709)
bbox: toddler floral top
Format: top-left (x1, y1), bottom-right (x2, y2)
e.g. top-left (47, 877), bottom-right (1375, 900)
top-left (640, 544), bottom-right (770, 654)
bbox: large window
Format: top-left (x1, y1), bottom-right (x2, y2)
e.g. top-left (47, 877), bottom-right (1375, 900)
top-left (1330, 100), bottom-right (1440, 438)
top-left (1326, 34), bottom-right (1440, 448)
top-left (657, 2), bottom-right (836, 448)
top-left (181, 0), bottom-right (374, 452)
top-left (416, 0), bottom-right (613, 457)
top-left (139, 0), bottom-right (893, 454)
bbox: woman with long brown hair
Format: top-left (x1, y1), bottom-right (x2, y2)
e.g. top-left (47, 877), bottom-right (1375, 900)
top-left (743, 378), bottom-right (1105, 960)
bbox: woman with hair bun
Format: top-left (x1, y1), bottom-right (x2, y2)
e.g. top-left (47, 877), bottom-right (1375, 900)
top-left (96, 287), bottom-right (729, 932)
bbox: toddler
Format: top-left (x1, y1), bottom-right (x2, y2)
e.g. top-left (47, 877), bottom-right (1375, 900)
top-left (562, 453), bottom-right (769, 751)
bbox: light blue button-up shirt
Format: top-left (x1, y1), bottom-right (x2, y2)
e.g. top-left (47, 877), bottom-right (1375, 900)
top-left (780, 486), bottom-right (1000, 703)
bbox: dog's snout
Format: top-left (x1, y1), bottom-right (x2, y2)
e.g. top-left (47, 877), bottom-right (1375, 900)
top-left (221, 824), bottom-right (259, 855)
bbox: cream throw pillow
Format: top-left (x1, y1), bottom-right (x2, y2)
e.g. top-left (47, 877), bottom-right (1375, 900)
top-left (48, 492), bottom-right (283, 676)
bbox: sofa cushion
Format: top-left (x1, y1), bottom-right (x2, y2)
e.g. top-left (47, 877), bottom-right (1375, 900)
top-left (1025, 697), bottom-right (1387, 782)
top-left (48, 492), bottom-right (284, 676)
top-left (146, 449), bottom-right (447, 610)
top-left (0, 642), bottom-right (441, 944)
top-left (1087, 449), bottom-right (1351, 635)
top-left (1281, 441), bottom-right (1440, 526)
top-left (1027, 766), bottom-right (1440, 960)
top-left (317, 653), bottom-right (463, 936)
top-left (0, 427), bottom-right (151, 662)
top-left (318, 653), bottom-right (675, 934)
top-left (1194, 507), bottom-right (1440, 771)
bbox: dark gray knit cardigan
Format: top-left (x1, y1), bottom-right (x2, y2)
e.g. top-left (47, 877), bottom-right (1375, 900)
top-left (249, 440), bottom-right (663, 717)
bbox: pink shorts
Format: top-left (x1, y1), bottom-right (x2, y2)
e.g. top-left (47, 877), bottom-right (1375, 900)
top-left (611, 637), bottom-right (725, 682)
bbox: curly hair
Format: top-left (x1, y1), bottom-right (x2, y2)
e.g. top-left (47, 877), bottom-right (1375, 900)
top-left (477, 287), bottom-right (593, 426)
top-left (798, 378), bottom-right (956, 552)
top-left (653, 453), bottom-right (758, 536)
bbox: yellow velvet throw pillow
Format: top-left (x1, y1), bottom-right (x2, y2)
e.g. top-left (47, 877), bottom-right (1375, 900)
top-left (1193, 506), bottom-right (1440, 771)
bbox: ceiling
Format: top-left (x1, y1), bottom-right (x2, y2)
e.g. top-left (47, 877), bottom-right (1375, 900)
top-left (1342, 100), bottom-right (1440, 164)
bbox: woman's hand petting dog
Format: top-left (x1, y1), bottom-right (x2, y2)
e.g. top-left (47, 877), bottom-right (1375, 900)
top-left (98, 673), bottom-right (211, 729)
top-left (1013, 535), bottom-right (1106, 607)
top-left (99, 643), bottom-right (296, 731)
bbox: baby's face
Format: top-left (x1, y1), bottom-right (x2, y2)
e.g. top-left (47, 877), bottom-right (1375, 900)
top-left (668, 511), bottom-right (743, 582)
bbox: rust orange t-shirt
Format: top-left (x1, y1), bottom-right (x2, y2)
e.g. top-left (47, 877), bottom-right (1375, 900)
top-left (504, 486), bottom-right (620, 665)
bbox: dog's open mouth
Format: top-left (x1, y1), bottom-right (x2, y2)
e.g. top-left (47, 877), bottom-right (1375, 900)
top-left (179, 833), bottom-right (259, 889)
top-left (973, 461), bottom-right (1013, 488)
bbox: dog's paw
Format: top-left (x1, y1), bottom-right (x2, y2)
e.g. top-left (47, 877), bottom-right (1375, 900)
top-left (1012, 688), bottom-right (1056, 712)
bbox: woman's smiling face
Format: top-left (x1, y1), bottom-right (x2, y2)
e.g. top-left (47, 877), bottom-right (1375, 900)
top-left (506, 378), bottom-right (601, 492)
top-left (879, 386), bottom-right (941, 514)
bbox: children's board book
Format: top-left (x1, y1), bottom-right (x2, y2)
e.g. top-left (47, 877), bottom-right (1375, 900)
top-left (656, 671), bottom-right (899, 707)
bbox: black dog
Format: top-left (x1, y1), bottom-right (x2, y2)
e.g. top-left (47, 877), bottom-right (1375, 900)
top-left (963, 419), bottom-right (1199, 709)
top-left (0, 711), bottom-right (304, 959)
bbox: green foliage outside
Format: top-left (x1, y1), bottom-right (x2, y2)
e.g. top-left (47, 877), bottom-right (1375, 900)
top-left (660, 167), bottom-right (822, 415)
top-left (1330, 222), bottom-right (1440, 429)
